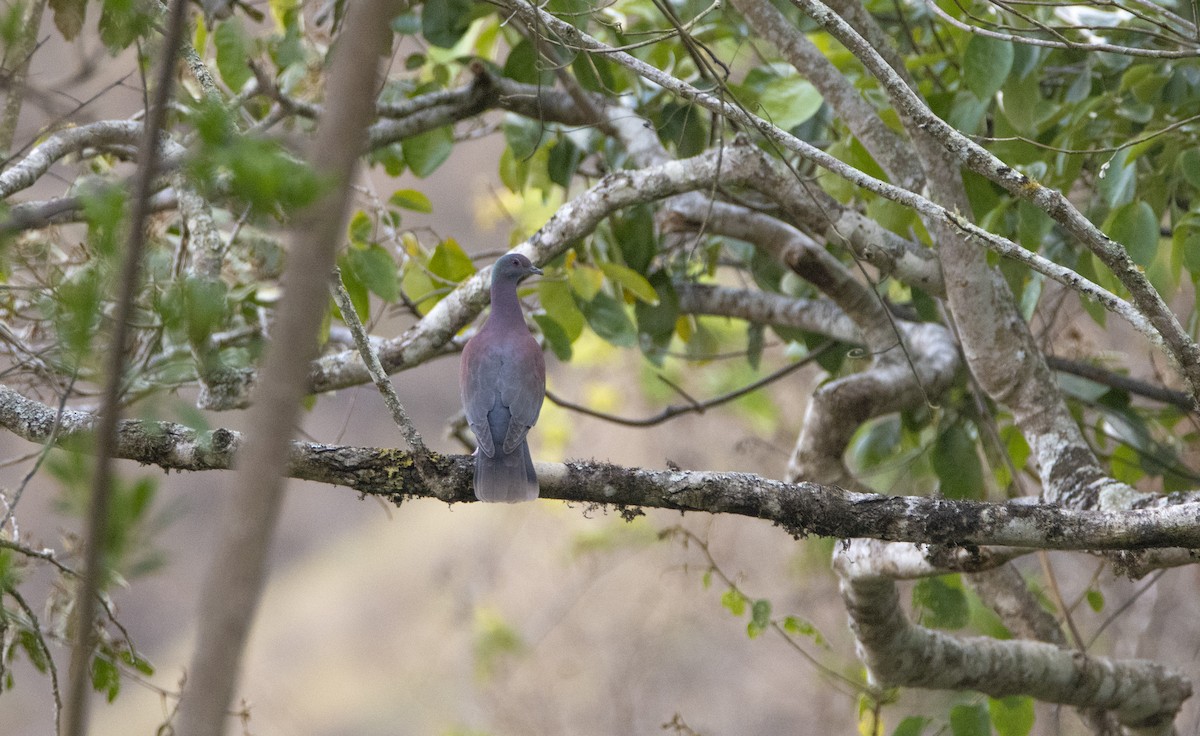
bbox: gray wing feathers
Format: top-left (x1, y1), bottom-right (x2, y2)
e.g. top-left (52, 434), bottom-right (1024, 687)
top-left (463, 348), bottom-right (502, 457)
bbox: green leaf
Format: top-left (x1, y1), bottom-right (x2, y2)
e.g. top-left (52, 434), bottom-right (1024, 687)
top-left (422, 0), bottom-right (473, 48)
top-left (579, 292), bottom-right (637, 347)
top-left (950, 703), bottom-right (990, 736)
top-left (503, 38), bottom-right (553, 86)
top-left (747, 598), bottom-right (772, 639)
top-left (912, 576), bottom-right (969, 630)
top-left (347, 244), bottom-right (399, 302)
top-left (98, 0), bottom-right (153, 52)
top-left (539, 279), bottom-right (585, 340)
top-left (503, 114), bottom-right (543, 160)
top-left (348, 210), bottom-right (372, 243)
top-left (720, 588), bottom-right (747, 617)
top-left (91, 655), bottom-right (121, 703)
top-left (781, 616), bottom-right (827, 646)
top-left (612, 205), bottom-right (656, 273)
top-left (758, 76), bottom-right (823, 129)
top-left (891, 717), bottom-right (928, 736)
top-left (338, 255), bottom-right (371, 320)
top-left (746, 323), bottom-right (765, 370)
top-left (656, 101), bottom-right (709, 157)
top-left (989, 696), bottom-right (1035, 736)
top-left (1086, 588), bottom-right (1105, 612)
top-left (214, 17), bottom-right (253, 92)
top-left (1103, 200), bottom-right (1158, 267)
top-left (568, 264), bottom-right (604, 301)
top-left (533, 314), bottom-right (572, 361)
top-left (634, 272), bottom-right (678, 358)
top-left (18, 630), bottom-right (48, 673)
top-left (547, 137), bottom-right (582, 189)
top-left (1173, 221), bottom-right (1200, 275)
top-left (850, 416), bottom-right (901, 470)
top-left (390, 189), bottom-right (432, 213)
top-left (183, 277), bottom-right (229, 343)
top-left (129, 651), bottom-right (156, 676)
top-left (1098, 148), bottom-right (1137, 209)
top-left (964, 35), bottom-right (1014, 100)
top-left (932, 422), bottom-right (985, 500)
top-left (49, 0), bottom-right (86, 39)
top-left (1180, 149), bottom-right (1200, 190)
top-left (429, 238), bottom-right (475, 284)
top-left (403, 126), bottom-right (454, 178)
top-left (598, 261), bottom-right (659, 304)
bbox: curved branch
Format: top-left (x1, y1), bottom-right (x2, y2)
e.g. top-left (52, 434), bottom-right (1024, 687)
top-left (545, 344), bottom-right (832, 427)
top-left (676, 283), bottom-right (860, 342)
top-left (0, 120), bottom-right (143, 199)
top-left (835, 541), bottom-right (1191, 733)
top-left (307, 142), bottom-right (772, 393)
top-left (924, 0), bottom-right (1200, 58)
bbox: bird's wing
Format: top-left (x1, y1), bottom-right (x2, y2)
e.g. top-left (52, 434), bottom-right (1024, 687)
top-left (461, 337), bottom-right (500, 458)
top-left (499, 336), bottom-right (546, 454)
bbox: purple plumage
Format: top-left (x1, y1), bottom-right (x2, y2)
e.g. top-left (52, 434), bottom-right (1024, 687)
top-left (460, 253), bottom-right (546, 502)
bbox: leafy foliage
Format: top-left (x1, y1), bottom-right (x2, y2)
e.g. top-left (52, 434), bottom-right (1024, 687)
top-left (1, 0), bottom-right (1198, 731)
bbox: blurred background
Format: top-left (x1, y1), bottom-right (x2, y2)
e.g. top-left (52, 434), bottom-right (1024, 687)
top-left (3, 7), bottom-right (1200, 736)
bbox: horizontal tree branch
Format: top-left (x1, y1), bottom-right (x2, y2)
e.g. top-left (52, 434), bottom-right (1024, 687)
top-left (4, 382), bottom-right (1200, 551)
top-left (0, 120), bottom-right (143, 199)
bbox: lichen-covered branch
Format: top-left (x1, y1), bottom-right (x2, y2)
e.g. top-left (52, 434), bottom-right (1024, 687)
top-left (6, 383), bottom-right (1200, 551)
top-left (835, 542), bottom-right (1191, 734)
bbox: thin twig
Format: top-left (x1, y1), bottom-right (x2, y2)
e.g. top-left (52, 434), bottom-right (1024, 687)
top-left (663, 525), bottom-right (868, 697)
top-left (8, 585), bottom-right (62, 734)
top-left (1086, 569), bottom-right (1168, 649)
top-left (546, 343), bottom-right (832, 427)
top-left (330, 269), bottom-right (436, 478)
top-left (1046, 355), bottom-right (1196, 413)
top-left (0, 372), bottom-right (75, 534)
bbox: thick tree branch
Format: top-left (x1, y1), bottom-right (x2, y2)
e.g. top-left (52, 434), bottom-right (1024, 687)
top-left (730, 0), bottom-right (923, 191)
top-left (0, 121), bottom-right (143, 198)
top-left (835, 542), bottom-right (1191, 734)
top-left (6, 384), bottom-right (1200, 551)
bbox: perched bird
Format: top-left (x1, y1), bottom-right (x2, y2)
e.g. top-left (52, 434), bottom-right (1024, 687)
top-left (460, 253), bottom-right (546, 502)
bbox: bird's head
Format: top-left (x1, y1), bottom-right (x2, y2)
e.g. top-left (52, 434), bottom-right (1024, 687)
top-left (491, 253), bottom-right (543, 285)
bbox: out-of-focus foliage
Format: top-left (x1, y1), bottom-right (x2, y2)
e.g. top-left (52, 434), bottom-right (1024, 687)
top-left (1, 0), bottom-right (1199, 730)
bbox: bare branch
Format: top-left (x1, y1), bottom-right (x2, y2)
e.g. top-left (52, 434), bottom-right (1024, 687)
top-left (545, 344), bottom-right (833, 427)
top-left (329, 268), bottom-right (435, 476)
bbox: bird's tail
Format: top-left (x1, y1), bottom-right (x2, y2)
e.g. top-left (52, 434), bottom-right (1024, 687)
top-left (474, 440), bottom-right (539, 503)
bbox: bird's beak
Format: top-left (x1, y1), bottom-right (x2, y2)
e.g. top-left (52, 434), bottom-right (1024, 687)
top-left (530, 266), bottom-right (544, 276)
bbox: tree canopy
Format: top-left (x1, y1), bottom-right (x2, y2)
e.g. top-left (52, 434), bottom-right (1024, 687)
top-left (2, 0), bottom-right (1200, 734)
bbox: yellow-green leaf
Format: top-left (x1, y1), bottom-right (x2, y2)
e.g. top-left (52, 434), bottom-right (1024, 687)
top-left (568, 264), bottom-right (604, 301)
top-left (389, 188), bottom-right (433, 213)
top-left (598, 261), bottom-right (659, 304)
